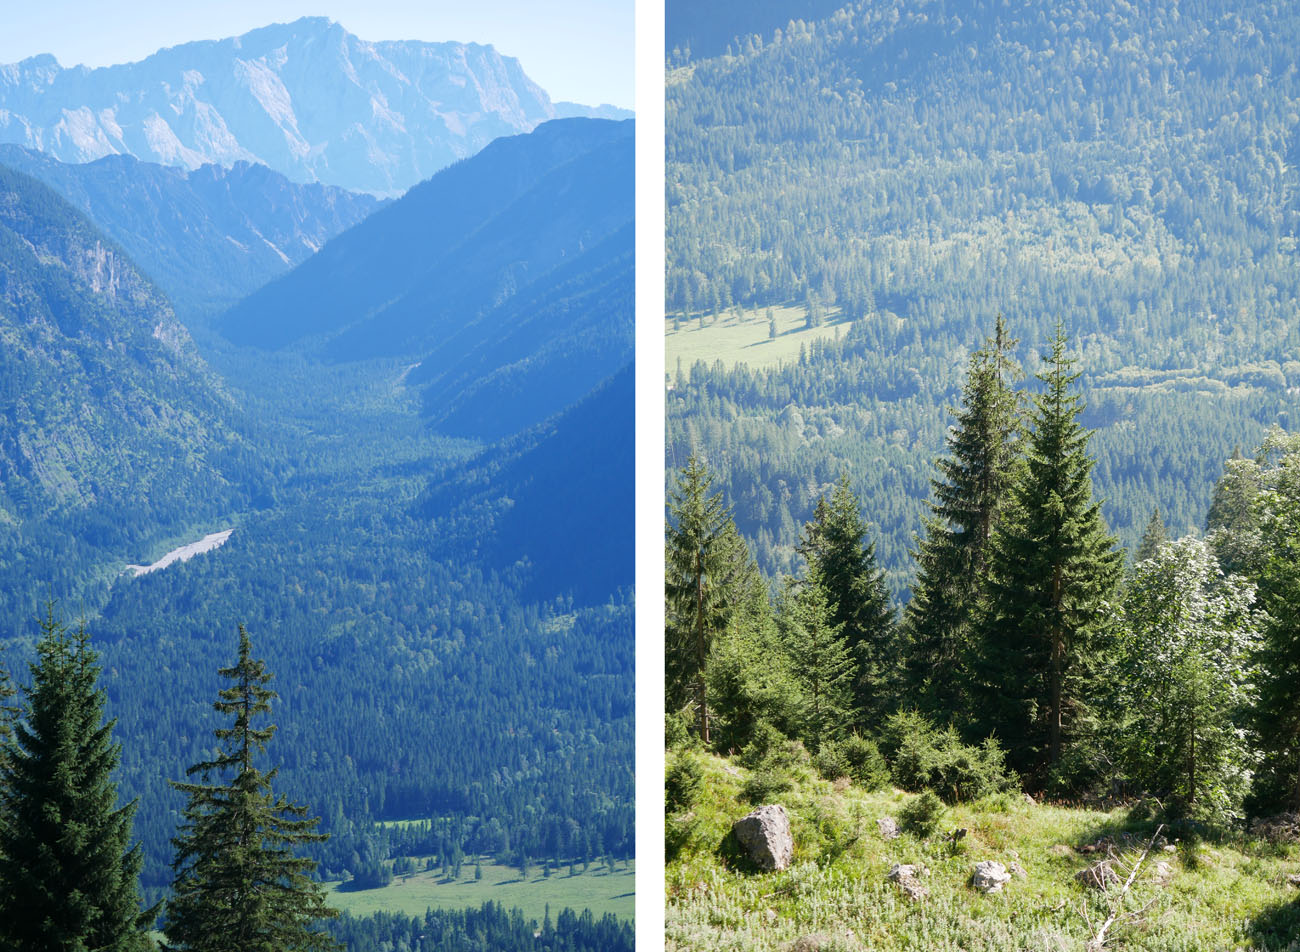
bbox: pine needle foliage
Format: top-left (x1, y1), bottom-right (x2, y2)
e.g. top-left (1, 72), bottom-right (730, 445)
top-left (797, 474), bottom-right (893, 723)
top-left (972, 323), bottom-right (1122, 776)
top-left (903, 317), bottom-right (1021, 721)
top-left (0, 607), bottom-right (155, 952)
top-left (666, 454), bottom-right (757, 744)
top-left (165, 625), bottom-right (337, 952)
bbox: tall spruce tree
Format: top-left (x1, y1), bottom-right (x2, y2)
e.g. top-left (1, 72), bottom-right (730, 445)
top-left (797, 475), bottom-right (893, 723)
top-left (1134, 507), bottom-right (1169, 564)
top-left (165, 625), bottom-right (337, 952)
top-left (781, 579), bottom-right (856, 750)
top-left (666, 454), bottom-right (755, 744)
top-left (0, 609), bottom-right (154, 952)
top-left (972, 324), bottom-right (1122, 776)
top-left (1241, 429), bottom-right (1300, 810)
top-left (903, 317), bottom-right (1021, 720)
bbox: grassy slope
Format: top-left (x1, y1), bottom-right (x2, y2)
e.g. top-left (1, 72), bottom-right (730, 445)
top-left (328, 858), bottom-right (636, 924)
top-left (667, 754), bottom-right (1300, 951)
top-left (665, 304), bottom-right (853, 375)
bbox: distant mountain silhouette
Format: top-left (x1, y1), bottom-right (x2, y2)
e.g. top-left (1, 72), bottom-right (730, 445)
top-left (0, 145), bottom-right (380, 319)
top-left (0, 18), bottom-right (627, 195)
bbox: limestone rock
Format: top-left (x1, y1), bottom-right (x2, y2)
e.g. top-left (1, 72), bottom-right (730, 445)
top-left (972, 860), bottom-right (1012, 893)
top-left (887, 863), bottom-right (929, 902)
top-left (1153, 861), bottom-right (1174, 884)
top-left (733, 804), bottom-right (794, 872)
top-left (877, 816), bottom-right (900, 840)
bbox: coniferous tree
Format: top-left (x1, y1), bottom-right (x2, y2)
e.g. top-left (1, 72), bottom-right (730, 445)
top-left (781, 581), bottom-right (856, 751)
top-left (971, 325), bottom-right (1122, 776)
top-left (903, 317), bottom-right (1021, 720)
top-left (1134, 507), bottom-right (1169, 564)
top-left (1241, 429), bottom-right (1300, 809)
top-left (797, 474), bottom-right (893, 723)
top-left (166, 625), bottom-right (337, 952)
top-left (0, 660), bottom-right (16, 748)
top-left (666, 455), bottom-right (755, 744)
top-left (0, 609), bottom-right (154, 952)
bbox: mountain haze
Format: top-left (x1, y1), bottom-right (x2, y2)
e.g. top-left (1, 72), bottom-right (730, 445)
top-left (224, 117), bottom-right (634, 439)
top-left (0, 18), bottom-right (628, 196)
top-left (0, 145), bottom-right (380, 318)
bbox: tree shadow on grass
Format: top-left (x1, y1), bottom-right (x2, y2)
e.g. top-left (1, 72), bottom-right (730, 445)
top-left (1247, 896), bottom-right (1300, 951)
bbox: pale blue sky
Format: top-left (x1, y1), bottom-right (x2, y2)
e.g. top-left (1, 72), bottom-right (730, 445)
top-left (0, 0), bottom-right (633, 108)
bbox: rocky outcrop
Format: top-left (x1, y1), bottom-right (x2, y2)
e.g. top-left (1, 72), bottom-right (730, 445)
top-left (733, 804), bottom-right (794, 871)
top-left (971, 861), bottom-right (1012, 893)
top-left (0, 19), bottom-right (629, 195)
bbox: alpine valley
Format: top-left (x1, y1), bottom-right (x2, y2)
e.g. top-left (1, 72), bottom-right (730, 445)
top-left (0, 18), bottom-right (633, 952)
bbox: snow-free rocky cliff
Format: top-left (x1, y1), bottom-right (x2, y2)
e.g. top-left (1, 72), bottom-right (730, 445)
top-left (0, 17), bottom-right (629, 196)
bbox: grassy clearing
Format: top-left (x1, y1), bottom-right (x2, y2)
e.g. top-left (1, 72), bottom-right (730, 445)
top-left (665, 304), bottom-right (852, 375)
top-left (327, 858), bottom-right (635, 924)
top-left (666, 753), bottom-right (1300, 951)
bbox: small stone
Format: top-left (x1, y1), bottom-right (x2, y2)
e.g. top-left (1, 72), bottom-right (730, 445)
top-left (1023, 792), bottom-right (1036, 805)
top-left (972, 860), bottom-right (1012, 893)
top-left (733, 804), bottom-right (795, 872)
top-left (1286, 873), bottom-right (1300, 888)
top-left (1008, 862), bottom-right (1028, 879)
top-left (877, 816), bottom-right (900, 840)
top-left (888, 863), bottom-right (930, 902)
top-left (1153, 861), bottom-right (1174, 883)
top-left (766, 908), bottom-right (778, 922)
top-left (1163, 844), bottom-right (1177, 853)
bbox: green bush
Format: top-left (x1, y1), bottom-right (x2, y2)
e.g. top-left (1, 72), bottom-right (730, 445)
top-left (815, 734), bottom-right (890, 790)
top-left (666, 707), bottom-right (694, 750)
top-left (813, 743), bottom-right (851, 781)
top-left (741, 766), bottom-right (792, 805)
top-left (841, 733), bottom-right (890, 790)
top-left (899, 790), bottom-right (947, 838)
top-left (739, 719), bottom-right (800, 770)
top-left (665, 751), bottom-right (704, 813)
top-left (880, 711), bottom-right (1013, 803)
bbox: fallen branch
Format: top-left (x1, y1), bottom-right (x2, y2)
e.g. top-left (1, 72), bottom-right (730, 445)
top-left (1085, 824), bottom-right (1165, 951)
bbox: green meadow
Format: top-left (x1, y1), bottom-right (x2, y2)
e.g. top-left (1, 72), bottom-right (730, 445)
top-left (327, 858), bottom-right (635, 924)
top-left (665, 304), bottom-right (853, 376)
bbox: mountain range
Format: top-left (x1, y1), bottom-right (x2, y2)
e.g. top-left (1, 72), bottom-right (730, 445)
top-left (0, 144), bottom-right (381, 318)
top-left (0, 18), bottom-right (630, 196)
top-left (224, 116), bottom-right (634, 441)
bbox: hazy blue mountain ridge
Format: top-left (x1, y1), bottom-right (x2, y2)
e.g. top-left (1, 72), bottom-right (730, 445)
top-left (0, 18), bottom-right (626, 196)
top-left (0, 144), bottom-right (381, 319)
top-left (223, 117), bottom-right (634, 440)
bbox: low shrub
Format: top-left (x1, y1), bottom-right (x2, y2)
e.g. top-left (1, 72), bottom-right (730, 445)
top-left (881, 710), bottom-right (1013, 803)
top-left (741, 766), bottom-right (793, 805)
top-left (900, 790), bottom-right (947, 838)
top-left (666, 751), bottom-right (704, 813)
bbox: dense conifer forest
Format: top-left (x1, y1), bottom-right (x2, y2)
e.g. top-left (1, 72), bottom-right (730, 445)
top-left (0, 109), bottom-right (634, 948)
top-left (666, 0), bottom-right (1300, 590)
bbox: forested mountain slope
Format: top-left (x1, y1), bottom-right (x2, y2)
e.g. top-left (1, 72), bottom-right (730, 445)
top-left (0, 116), bottom-right (635, 922)
top-left (666, 0), bottom-right (1300, 586)
top-left (0, 165), bottom-right (260, 622)
top-left (0, 145), bottom-right (381, 319)
top-left (0, 18), bottom-right (624, 195)
top-left (225, 117), bottom-right (635, 439)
